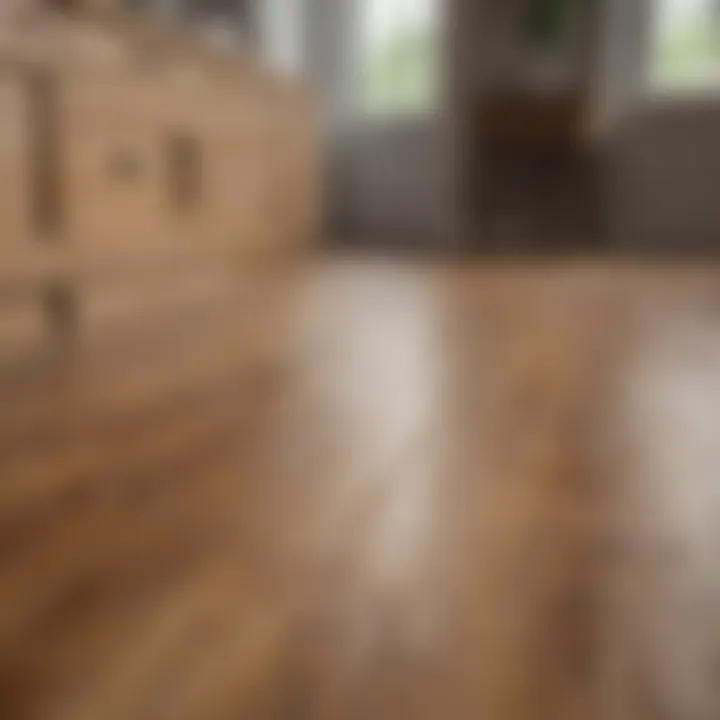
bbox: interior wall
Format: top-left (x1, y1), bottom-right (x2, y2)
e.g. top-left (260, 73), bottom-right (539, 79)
top-left (462, 0), bottom-right (598, 94)
top-left (456, 0), bottom-right (720, 251)
top-left (300, 0), bottom-right (450, 245)
top-left (610, 102), bottom-right (720, 246)
top-left (325, 0), bottom-right (601, 245)
top-left (305, 0), bottom-right (720, 250)
top-left (593, 0), bottom-right (649, 132)
top-left (600, 0), bottom-right (720, 247)
top-left (332, 117), bottom-right (446, 240)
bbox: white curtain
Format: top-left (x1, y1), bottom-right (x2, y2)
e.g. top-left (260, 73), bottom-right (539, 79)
top-left (257, 0), bottom-right (305, 76)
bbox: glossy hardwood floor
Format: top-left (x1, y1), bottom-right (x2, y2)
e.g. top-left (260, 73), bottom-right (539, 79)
top-left (2, 257), bottom-right (720, 719)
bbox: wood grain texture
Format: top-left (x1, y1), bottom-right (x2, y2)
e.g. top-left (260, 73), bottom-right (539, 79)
top-left (0, 3), bottom-right (320, 292)
top-left (2, 258), bottom-right (720, 719)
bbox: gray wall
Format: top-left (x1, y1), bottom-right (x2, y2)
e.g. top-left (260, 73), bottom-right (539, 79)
top-left (461, 0), bottom-right (599, 94)
top-left (301, 0), bottom-right (450, 245)
top-left (610, 102), bottom-right (720, 246)
top-left (309, 0), bottom-right (720, 249)
top-left (332, 117), bottom-right (447, 240)
top-left (321, 0), bottom-right (598, 245)
top-left (598, 0), bottom-right (720, 247)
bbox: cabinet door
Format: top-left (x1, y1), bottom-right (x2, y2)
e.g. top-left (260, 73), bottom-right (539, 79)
top-left (26, 69), bottom-right (64, 243)
top-left (0, 72), bottom-right (36, 254)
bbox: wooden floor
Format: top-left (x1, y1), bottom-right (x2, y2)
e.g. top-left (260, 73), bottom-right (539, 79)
top-left (2, 257), bottom-right (720, 719)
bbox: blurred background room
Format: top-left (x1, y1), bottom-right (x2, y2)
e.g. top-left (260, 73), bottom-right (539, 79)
top-left (2, 2), bottom-right (720, 719)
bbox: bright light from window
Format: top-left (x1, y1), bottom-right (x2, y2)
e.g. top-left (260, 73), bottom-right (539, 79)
top-left (651, 0), bottom-right (720, 89)
top-left (359, 0), bottom-right (438, 115)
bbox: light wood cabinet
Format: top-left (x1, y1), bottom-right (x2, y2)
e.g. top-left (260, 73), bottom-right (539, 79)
top-left (0, 3), bottom-right (320, 349)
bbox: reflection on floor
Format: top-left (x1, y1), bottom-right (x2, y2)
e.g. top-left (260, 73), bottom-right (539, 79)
top-left (2, 258), bottom-right (720, 719)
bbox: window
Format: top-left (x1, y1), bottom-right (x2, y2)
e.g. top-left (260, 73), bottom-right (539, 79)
top-left (358, 0), bottom-right (439, 115)
top-left (651, 0), bottom-right (720, 89)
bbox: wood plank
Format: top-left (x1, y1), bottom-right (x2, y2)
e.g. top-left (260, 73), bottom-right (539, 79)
top-left (1, 258), bottom-right (720, 719)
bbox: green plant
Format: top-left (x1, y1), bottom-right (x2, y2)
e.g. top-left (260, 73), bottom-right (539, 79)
top-left (525, 0), bottom-right (572, 48)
